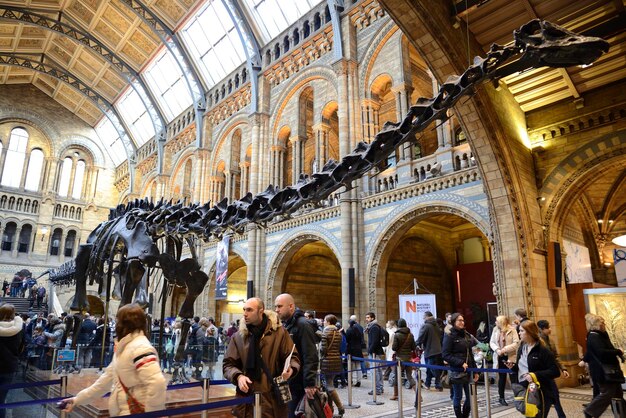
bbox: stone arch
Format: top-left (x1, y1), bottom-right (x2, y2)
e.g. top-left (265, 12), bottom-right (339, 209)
top-left (61, 135), bottom-right (107, 167)
top-left (542, 133), bottom-right (626, 243)
top-left (0, 107), bottom-right (61, 147)
top-left (269, 66), bottom-right (339, 137)
top-left (366, 199), bottom-right (491, 313)
top-left (265, 230), bottom-right (341, 307)
top-left (211, 120), bottom-right (249, 171)
top-left (359, 18), bottom-right (399, 93)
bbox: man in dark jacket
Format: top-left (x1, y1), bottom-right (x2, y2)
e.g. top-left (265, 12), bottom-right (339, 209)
top-left (350, 314), bottom-right (368, 379)
top-left (275, 293), bottom-right (319, 418)
top-left (365, 312), bottom-right (385, 395)
top-left (417, 311), bottom-right (443, 391)
top-left (77, 314), bottom-right (97, 368)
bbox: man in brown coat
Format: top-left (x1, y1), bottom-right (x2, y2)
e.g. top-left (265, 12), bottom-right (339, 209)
top-left (223, 297), bottom-right (301, 418)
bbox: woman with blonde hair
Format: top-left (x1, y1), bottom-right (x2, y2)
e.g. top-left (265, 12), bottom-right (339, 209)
top-left (62, 304), bottom-right (167, 415)
top-left (489, 315), bottom-right (519, 405)
top-left (580, 313), bottom-right (624, 418)
top-left (512, 321), bottom-right (560, 418)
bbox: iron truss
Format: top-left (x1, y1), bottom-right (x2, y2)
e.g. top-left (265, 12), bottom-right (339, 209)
top-left (0, 6), bottom-right (167, 151)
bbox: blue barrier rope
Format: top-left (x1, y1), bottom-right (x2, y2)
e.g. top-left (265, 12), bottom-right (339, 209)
top-left (399, 360), bottom-right (514, 374)
top-left (0, 396), bottom-right (67, 409)
top-left (109, 396), bottom-right (254, 418)
top-left (0, 378), bottom-right (62, 391)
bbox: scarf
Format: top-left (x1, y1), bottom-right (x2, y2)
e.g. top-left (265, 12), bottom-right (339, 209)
top-left (245, 314), bottom-right (268, 382)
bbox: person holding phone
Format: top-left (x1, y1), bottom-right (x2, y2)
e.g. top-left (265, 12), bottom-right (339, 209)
top-left (489, 315), bottom-right (519, 406)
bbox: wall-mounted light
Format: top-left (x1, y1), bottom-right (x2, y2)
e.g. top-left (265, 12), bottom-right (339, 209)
top-left (598, 219), bottom-right (604, 224)
top-left (40, 226), bottom-right (48, 242)
top-left (604, 262), bottom-right (612, 267)
top-left (227, 299), bottom-right (245, 305)
top-left (612, 235), bottom-right (626, 247)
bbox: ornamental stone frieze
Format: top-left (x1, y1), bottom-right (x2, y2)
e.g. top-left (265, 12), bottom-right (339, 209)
top-left (263, 27), bottom-right (334, 87)
top-left (348, 0), bottom-right (386, 31)
top-left (206, 85), bottom-right (252, 126)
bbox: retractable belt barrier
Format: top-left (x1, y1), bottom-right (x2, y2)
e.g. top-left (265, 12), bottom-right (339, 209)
top-left (342, 355), bottom-right (515, 374)
top-left (0, 378), bottom-right (238, 410)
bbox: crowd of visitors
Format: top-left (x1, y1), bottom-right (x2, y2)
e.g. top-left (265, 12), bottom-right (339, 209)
top-left (1, 295), bottom-right (625, 418)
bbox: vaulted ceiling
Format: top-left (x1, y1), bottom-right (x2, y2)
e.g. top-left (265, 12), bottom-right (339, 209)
top-left (0, 0), bottom-right (200, 126)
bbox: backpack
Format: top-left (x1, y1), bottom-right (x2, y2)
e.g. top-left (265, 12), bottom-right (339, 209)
top-left (379, 325), bottom-right (389, 347)
top-left (340, 333), bottom-right (347, 354)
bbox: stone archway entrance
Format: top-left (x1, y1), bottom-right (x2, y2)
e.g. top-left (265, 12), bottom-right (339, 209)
top-left (377, 212), bottom-right (495, 335)
top-left (270, 238), bottom-right (341, 320)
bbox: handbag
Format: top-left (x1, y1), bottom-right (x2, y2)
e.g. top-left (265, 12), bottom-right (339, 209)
top-left (512, 373), bottom-right (543, 417)
top-left (588, 340), bottom-right (626, 384)
top-left (117, 373), bottom-right (146, 414)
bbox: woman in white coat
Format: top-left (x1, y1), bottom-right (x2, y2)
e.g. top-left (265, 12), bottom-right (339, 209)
top-left (489, 315), bottom-right (519, 406)
top-left (62, 304), bottom-right (167, 416)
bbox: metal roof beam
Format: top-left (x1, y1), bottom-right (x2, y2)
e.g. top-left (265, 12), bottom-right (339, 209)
top-left (118, 0), bottom-right (207, 151)
top-left (222, 0), bottom-right (261, 113)
top-left (0, 6), bottom-right (166, 151)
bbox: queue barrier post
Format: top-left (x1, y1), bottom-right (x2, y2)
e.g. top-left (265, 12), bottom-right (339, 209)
top-left (202, 378), bottom-right (209, 418)
top-left (396, 360), bottom-right (403, 418)
top-left (483, 359), bottom-right (492, 417)
top-left (415, 367), bottom-right (422, 418)
top-left (365, 357), bottom-right (383, 406)
top-left (470, 372), bottom-right (479, 418)
top-left (344, 355), bottom-right (360, 409)
top-left (60, 375), bottom-right (68, 418)
top-left (253, 392), bottom-right (262, 418)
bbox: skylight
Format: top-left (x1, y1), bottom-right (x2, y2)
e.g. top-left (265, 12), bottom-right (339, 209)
top-left (144, 49), bottom-right (193, 121)
top-left (95, 117), bottom-right (130, 166)
top-left (243, 0), bottom-right (324, 43)
top-left (117, 89), bottom-right (156, 146)
top-left (180, 0), bottom-right (247, 88)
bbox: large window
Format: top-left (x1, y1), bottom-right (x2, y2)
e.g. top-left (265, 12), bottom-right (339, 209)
top-left (24, 148), bottom-right (44, 191)
top-left (1, 128), bottom-right (28, 188)
top-left (95, 117), bottom-right (127, 166)
top-left (58, 157), bottom-right (72, 198)
top-left (117, 89), bottom-right (155, 146)
top-left (243, 0), bottom-right (324, 42)
top-left (144, 51), bottom-right (193, 121)
top-left (72, 160), bottom-right (85, 199)
top-left (180, 0), bottom-right (246, 87)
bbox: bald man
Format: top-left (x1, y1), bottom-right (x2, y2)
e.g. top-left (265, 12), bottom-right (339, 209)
top-left (223, 297), bottom-right (300, 418)
top-left (275, 293), bottom-right (319, 418)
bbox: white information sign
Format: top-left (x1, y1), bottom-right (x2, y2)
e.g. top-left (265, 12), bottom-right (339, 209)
top-left (398, 294), bottom-right (437, 339)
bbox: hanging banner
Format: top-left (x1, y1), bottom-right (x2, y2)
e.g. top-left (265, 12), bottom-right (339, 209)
top-left (398, 294), bottom-right (437, 338)
top-left (615, 248), bottom-right (626, 287)
top-left (215, 236), bottom-right (230, 300)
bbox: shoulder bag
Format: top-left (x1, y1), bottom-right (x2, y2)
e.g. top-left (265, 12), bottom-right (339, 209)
top-left (117, 373), bottom-right (146, 414)
top-left (588, 339), bottom-right (625, 383)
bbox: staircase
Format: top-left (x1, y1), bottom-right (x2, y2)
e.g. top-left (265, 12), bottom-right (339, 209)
top-left (0, 296), bottom-right (48, 315)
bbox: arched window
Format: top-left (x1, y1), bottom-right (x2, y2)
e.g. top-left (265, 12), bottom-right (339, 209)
top-left (8, 197), bottom-right (15, 210)
top-left (32, 201), bottom-right (38, 214)
top-left (62, 205), bottom-right (68, 218)
top-left (16, 198), bottom-right (23, 211)
top-left (76, 207), bottom-right (81, 220)
top-left (54, 204), bottom-right (61, 217)
top-left (69, 206), bottom-right (75, 219)
top-left (64, 230), bottom-right (76, 257)
top-left (25, 148), bottom-right (44, 191)
top-left (24, 199), bottom-right (31, 212)
top-left (49, 228), bottom-right (62, 256)
top-left (71, 160), bottom-right (85, 199)
top-left (18, 225), bottom-right (32, 253)
top-left (1, 128), bottom-right (28, 188)
top-left (0, 195), bottom-right (5, 208)
top-left (2, 222), bottom-right (16, 251)
top-left (58, 157), bottom-right (72, 197)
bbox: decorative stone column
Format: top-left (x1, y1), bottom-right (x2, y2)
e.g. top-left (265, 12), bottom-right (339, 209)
top-left (0, 224), bottom-right (4, 256)
top-left (482, 238), bottom-right (492, 262)
top-left (0, 145), bottom-right (8, 181)
top-left (11, 225), bottom-right (22, 258)
top-left (59, 230), bottom-right (67, 262)
top-left (289, 135), bottom-right (303, 183)
top-left (224, 170), bottom-right (232, 201)
top-left (312, 123), bottom-right (330, 171)
top-left (239, 161), bottom-right (250, 195)
top-left (361, 99), bottom-right (380, 142)
top-left (19, 150), bottom-right (31, 189)
top-left (269, 145), bottom-right (285, 188)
